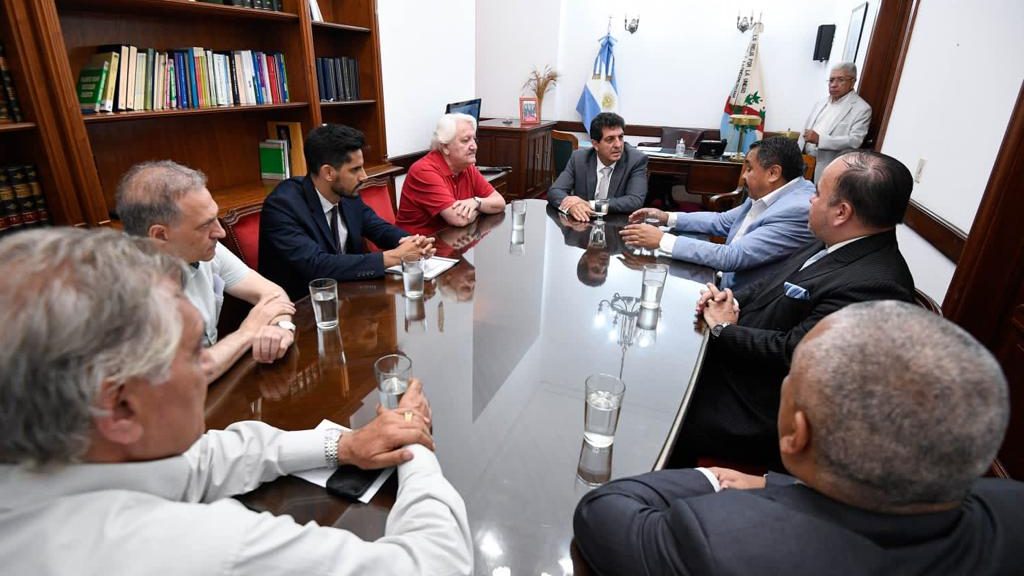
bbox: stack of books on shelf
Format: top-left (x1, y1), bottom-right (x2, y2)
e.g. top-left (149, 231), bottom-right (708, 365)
top-left (0, 165), bottom-right (49, 237)
top-left (76, 45), bottom-right (290, 114)
top-left (196, 0), bottom-right (284, 10)
top-left (0, 42), bottom-right (23, 123)
top-left (316, 57), bottom-right (361, 102)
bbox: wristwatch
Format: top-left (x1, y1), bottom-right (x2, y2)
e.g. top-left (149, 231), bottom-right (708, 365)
top-left (324, 428), bottom-right (343, 467)
top-left (711, 322), bottom-right (732, 338)
top-left (277, 320), bottom-right (296, 332)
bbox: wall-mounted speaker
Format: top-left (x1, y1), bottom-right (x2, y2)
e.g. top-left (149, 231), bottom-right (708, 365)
top-left (814, 24), bottom-right (836, 61)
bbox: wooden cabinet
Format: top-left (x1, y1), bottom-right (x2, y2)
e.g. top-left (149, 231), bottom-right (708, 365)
top-left (0, 0), bottom-right (392, 226)
top-left (476, 119), bottom-right (554, 200)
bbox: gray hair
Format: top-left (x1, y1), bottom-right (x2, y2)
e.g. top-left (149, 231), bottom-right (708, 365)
top-left (430, 113), bottom-right (477, 151)
top-left (794, 301), bottom-right (1008, 511)
top-left (832, 62), bottom-right (858, 79)
top-left (115, 160), bottom-right (208, 236)
top-left (0, 228), bottom-right (186, 467)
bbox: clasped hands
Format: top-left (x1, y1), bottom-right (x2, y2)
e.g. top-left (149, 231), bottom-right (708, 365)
top-left (696, 283), bottom-right (740, 327)
top-left (241, 294), bottom-right (296, 364)
top-left (338, 378), bottom-right (435, 470)
top-left (384, 235), bottom-right (436, 267)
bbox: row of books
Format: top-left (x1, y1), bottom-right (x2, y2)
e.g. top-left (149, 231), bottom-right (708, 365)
top-left (0, 165), bottom-right (49, 237)
top-left (316, 56), bottom-right (361, 103)
top-left (77, 46), bottom-right (290, 114)
top-left (0, 42), bottom-right (23, 123)
top-left (195, 0), bottom-right (284, 10)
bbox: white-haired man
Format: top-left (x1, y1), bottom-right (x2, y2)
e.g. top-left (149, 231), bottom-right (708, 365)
top-left (117, 160), bottom-right (296, 382)
top-left (0, 228), bottom-right (472, 575)
top-left (396, 113), bottom-right (506, 235)
top-left (800, 62), bottom-right (872, 182)
top-left (575, 301), bottom-right (1024, 574)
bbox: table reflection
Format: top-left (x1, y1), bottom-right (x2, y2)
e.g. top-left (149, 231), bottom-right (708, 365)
top-left (207, 199), bottom-right (714, 575)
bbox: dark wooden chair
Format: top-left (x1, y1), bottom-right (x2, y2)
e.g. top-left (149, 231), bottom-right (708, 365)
top-left (802, 154), bottom-right (817, 182)
top-left (551, 130), bottom-right (579, 177)
top-left (219, 202), bottom-right (263, 268)
top-left (913, 288), bottom-right (943, 316)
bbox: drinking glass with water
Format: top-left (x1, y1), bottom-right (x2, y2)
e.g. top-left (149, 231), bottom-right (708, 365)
top-left (512, 199), bottom-right (527, 230)
top-left (594, 198), bottom-right (609, 220)
top-left (584, 374), bottom-right (626, 447)
top-left (402, 255), bottom-right (425, 299)
top-left (374, 353), bottom-right (412, 410)
top-left (308, 278), bottom-right (339, 329)
top-left (641, 264), bottom-right (668, 309)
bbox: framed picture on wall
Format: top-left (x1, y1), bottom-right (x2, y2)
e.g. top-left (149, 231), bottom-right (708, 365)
top-left (519, 97), bottom-right (539, 125)
top-left (844, 2), bottom-right (869, 62)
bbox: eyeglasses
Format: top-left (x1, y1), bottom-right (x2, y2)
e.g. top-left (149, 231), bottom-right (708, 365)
top-left (828, 77), bottom-right (854, 84)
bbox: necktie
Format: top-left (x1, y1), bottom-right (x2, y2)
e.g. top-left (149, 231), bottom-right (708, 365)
top-left (799, 248), bottom-right (829, 271)
top-left (328, 205), bottom-right (340, 252)
top-left (596, 166), bottom-right (612, 200)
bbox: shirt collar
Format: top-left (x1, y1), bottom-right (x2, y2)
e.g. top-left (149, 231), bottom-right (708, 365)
top-left (314, 186), bottom-right (337, 215)
top-left (427, 149), bottom-right (454, 178)
top-left (754, 176), bottom-right (801, 208)
top-left (827, 234), bottom-right (869, 253)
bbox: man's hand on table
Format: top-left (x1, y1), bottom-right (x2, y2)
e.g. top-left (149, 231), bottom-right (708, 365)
top-left (337, 379), bottom-right (434, 469)
top-left (560, 196), bottom-right (593, 222)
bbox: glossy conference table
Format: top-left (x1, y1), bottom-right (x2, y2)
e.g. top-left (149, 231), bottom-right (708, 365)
top-left (205, 200), bottom-right (715, 574)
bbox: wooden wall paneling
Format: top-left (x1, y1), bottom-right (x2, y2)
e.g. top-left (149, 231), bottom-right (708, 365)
top-left (857, 0), bottom-right (919, 149)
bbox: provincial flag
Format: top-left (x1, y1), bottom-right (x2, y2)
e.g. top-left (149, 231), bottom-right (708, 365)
top-left (577, 33), bottom-right (619, 130)
top-left (720, 23), bottom-right (767, 155)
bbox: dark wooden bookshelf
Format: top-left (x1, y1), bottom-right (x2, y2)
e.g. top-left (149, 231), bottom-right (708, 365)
top-left (0, 0), bottom-right (392, 227)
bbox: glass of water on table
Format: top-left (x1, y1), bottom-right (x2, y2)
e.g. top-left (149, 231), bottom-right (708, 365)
top-left (584, 374), bottom-right (626, 448)
top-left (309, 278), bottom-right (339, 329)
top-left (374, 353), bottom-right (412, 410)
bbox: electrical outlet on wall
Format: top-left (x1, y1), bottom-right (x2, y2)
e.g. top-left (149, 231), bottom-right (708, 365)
top-left (914, 158), bottom-right (926, 183)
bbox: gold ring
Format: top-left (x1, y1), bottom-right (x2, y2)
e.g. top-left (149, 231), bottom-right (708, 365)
top-left (404, 411), bottom-right (413, 422)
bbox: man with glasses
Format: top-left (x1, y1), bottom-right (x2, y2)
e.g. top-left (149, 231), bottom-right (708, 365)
top-left (800, 62), bottom-right (872, 182)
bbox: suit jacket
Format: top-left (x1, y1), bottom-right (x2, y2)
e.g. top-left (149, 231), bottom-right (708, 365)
top-left (547, 143), bottom-right (648, 213)
top-left (668, 177), bottom-right (816, 290)
top-left (258, 176), bottom-right (407, 301)
top-left (800, 92), bottom-right (872, 181)
top-left (698, 230), bottom-right (914, 439)
top-left (574, 468), bottom-right (1024, 576)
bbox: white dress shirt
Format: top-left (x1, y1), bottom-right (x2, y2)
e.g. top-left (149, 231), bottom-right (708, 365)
top-left (316, 187), bottom-right (349, 253)
top-left (0, 421), bottom-right (473, 576)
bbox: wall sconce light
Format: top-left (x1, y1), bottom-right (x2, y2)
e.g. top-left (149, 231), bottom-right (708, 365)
top-left (736, 11), bottom-right (762, 33)
top-left (624, 12), bottom-right (640, 34)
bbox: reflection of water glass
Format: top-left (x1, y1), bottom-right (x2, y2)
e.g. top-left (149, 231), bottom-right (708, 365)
top-left (402, 255), bottom-right (425, 299)
top-left (374, 353), bottom-right (412, 409)
top-left (404, 297), bottom-right (426, 333)
top-left (641, 264), bottom-right (668, 309)
top-left (588, 221), bottom-right (606, 248)
top-left (584, 374), bottom-right (626, 447)
top-left (309, 278), bottom-right (339, 329)
top-left (576, 440), bottom-right (614, 486)
top-left (594, 198), bottom-right (609, 219)
top-left (637, 305), bottom-right (660, 330)
top-left (512, 199), bottom-right (527, 230)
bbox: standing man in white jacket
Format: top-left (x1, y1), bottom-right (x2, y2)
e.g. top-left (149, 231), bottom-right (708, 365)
top-left (801, 62), bottom-right (872, 182)
top-left (0, 228), bottom-right (473, 576)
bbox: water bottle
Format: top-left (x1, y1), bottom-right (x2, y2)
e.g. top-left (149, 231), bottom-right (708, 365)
top-left (676, 138), bottom-right (686, 157)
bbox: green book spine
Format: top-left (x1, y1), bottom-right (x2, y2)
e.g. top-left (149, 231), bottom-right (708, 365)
top-left (76, 61), bottom-right (109, 114)
top-left (259, 140), bottom-right (288, 180)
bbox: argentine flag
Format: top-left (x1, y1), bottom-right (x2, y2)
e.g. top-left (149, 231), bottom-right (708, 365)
top-left (721, 23), bottom-right (767, 155)
top-left (577, 34), bottom-right (619, 130)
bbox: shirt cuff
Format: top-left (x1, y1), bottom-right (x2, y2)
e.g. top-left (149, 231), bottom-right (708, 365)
top-left (695, 467), bottom-right (722, 492)
top-left (666, 212), bottom-right (678, 227)
top-left (659, 232), bottom-right (678, 254)
top-left (397, 443), bottom-right (443, 482)
top-left (275, 429), bottom-right (332, 473)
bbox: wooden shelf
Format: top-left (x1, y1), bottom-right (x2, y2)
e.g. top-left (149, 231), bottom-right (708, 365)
top-left (82, 102), bottom-right (309, 124)
top-left (57, 0), bottom-right (300, 21)
top-left (312, 21), bottom-right (371, 33)
top-left (319, 99), bottom-right (375, 108)
top-left (211, 181), bottom-right (279, 215)
top-left (0, 122), bottom-right (37, 133)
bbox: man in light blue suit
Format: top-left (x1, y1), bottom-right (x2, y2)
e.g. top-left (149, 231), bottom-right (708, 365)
top-left (621, 137), bottom-right (815, 290)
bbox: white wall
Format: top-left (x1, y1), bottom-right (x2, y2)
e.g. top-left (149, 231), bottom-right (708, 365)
top-left (477, 0), bottom-right (861, 132)
top-left (881, 0), bottom-right (1024, 234)
top-left (378, 0), bottom-right (476, 157)
top-left (896, 224), bottom-right (956, 304)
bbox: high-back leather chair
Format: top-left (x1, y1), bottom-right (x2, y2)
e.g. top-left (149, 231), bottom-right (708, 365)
top-left (219, 202), bottom-right (262, 268)
top-left (551, 130), bottom-right (579, 176)
top-left (359, 175), bottom-right (398, 253)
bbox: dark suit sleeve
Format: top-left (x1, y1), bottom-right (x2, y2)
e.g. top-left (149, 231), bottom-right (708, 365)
top-left (261, 190), bottom-right (387, 282)
top-left (359, 201), bottom-right (407, 249)
top-left (719, 278), bottom-right (914, 368)
top-left (573, 469), bottom-right (718, 576)
top-left (608, 151), bottom-right (648, 214)
top-left (547, 152), bottom-right (579, 209)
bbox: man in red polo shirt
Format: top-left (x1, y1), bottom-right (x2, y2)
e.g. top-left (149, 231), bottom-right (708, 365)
top-left (397, 113), bottom-right (506, 235)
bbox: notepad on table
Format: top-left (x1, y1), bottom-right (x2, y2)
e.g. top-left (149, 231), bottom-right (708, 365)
top-left (385, 256), bottom-right (459, 280)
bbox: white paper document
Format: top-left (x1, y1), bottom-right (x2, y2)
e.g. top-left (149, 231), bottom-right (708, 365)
top-left (385, 256), bottom-right (459, 281)
top-left (291, 419), bottom-right (394, 504)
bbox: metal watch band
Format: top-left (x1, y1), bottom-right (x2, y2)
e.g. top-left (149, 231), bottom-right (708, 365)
top-left (324, 428), bottom-right (342, 467)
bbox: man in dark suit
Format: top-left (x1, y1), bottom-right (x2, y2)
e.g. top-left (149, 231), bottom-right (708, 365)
top-left (547, 112), bottom-right (648, 222)
top-left (680, 150), bottom-right (916, 467)
top-left (260, 124), bottom-right (434, 301)
top-left (575, 301), bottom-right (1024, 575)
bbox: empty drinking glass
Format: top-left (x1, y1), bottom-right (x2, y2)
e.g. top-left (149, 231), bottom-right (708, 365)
top-left (309, 278), bottom-right (339, 329)
top-left (584, 374), bottom-right (626, 448)
top-left (374, 353), bottom-right (412, 410)
top-left (402, 255), bottom-right (425, 299)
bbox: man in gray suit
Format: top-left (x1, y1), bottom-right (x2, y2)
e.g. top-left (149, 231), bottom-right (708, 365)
top-left (574, 301), bottom-right (1024, 575)
top-left (620, 137), bottom-right (816, 290)
top-left (801, 62), bottom-right (872, 182)
top-left (547, 112), bottom-right (648, 222)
